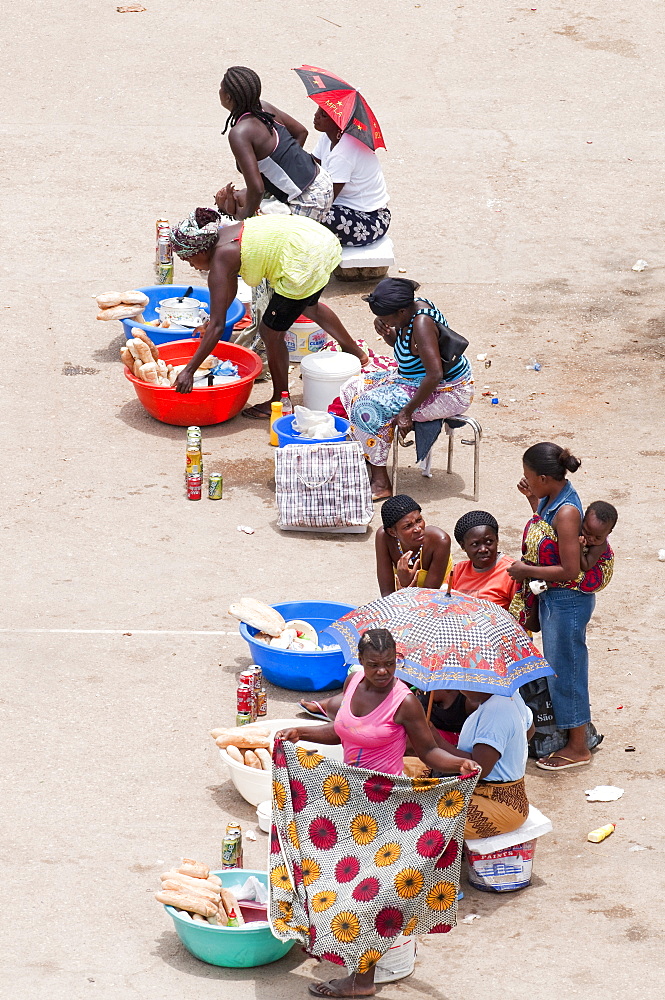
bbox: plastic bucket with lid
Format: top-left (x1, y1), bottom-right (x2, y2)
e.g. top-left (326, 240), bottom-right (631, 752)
top-left (301, 351), bottom-right (361, 411)
top-left (284, 316), bottom-right (326, 362)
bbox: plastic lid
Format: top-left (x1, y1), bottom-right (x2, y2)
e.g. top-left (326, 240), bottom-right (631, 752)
top-left (300, 351), bottom-right (362, 379)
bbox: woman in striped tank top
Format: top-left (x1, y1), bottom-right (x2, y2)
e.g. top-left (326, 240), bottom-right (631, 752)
top-left (340, 278), bottom-right (474, 500)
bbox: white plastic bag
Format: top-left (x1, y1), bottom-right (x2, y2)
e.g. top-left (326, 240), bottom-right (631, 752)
top-left (292, 405), bottom-right (336, 439)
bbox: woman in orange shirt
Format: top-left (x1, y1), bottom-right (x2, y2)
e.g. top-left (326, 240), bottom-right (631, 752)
top-left (451, 511), bottom-right (518, 610)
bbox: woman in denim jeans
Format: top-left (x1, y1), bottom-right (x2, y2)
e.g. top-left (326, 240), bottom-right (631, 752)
top-left (508, 442), bottom-right (595, 771)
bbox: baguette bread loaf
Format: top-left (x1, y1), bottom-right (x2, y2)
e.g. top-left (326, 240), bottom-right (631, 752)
top-left (155, 890), bottom-right (218, 918)
top-left (131, 328), bottom-right (160, 361)
top-left (191, 913), bottom-right (208, 924)
top-left (178, 858), bottom-right (210, 880)
top-left (255, 748), bottom-right (272, 771)
top-left (219, 888), bottom-right (244, 924)
top-left (160, 870), bottom-right (221, 892)
top-left (133, 360), bottom-right (144, 378)
top-left (120, 289), bottom-right (150, 308)
top-left (228, 598), bottom-right (286, 637)
top-left (127, 339), bottom-right (143, 360)
top-left (120, 346), bottom-right (134, 369)
top-left (156, 359), bottom-right (168, 378)
top-left (96, 291), bottom-right (123, 309)
top-left (244, 750), bottom-right (262, 770)
top-left (161, 878), bottom-right (220, 902)
top-left (226, 745), bottom-right (244, 763)
top-left (96, 303), bottom-right (144, 321)
top-left (140, 364), bottom-right (159, 385)
top-left (215, 725), bottom-right (271, 750)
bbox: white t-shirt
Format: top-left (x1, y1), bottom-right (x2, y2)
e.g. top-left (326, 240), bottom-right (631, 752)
top-left (312, 133), bottom-right (389, 213)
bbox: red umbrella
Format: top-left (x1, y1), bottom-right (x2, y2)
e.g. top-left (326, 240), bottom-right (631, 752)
top-left (293, 64), bottom-right (386, 152)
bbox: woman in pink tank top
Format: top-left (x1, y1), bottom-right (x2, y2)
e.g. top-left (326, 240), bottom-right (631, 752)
top-left (276, 629), bottom-right (474, 778)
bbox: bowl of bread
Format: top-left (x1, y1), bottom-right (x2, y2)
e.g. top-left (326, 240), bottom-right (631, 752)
top-left (213, 719), bottom-right (344, 807)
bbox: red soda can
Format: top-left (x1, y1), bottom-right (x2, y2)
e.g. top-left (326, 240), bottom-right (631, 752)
top-left (239, 669), bottom-right (255, 689)
top-left (236, 684), bottom-right (253, 714)
top-left (186, 474), bottom-right (202, 500)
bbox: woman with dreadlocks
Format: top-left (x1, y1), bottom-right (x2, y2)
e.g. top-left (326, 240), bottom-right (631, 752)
top-left (215, 65), bottom-right (334, 222)
top-left (170, 207), bottom-right (367, 409)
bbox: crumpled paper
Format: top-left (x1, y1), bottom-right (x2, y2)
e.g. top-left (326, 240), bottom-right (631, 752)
top-left (585, 785), bottom-right (624, 802)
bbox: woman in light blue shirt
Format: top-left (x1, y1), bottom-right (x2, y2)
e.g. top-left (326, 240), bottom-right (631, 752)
top-left (433, 691), bottom-right (534, 838)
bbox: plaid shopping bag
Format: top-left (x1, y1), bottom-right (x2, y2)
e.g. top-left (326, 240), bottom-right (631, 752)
top-left (275, 443), bottom-right (373, 529)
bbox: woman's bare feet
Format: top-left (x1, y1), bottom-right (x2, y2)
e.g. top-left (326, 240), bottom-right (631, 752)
top-left (368, 463), bottom-right (392, 501)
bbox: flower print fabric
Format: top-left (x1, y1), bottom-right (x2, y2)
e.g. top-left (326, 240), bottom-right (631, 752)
top-left (269, 739), bottom-right (478, 972)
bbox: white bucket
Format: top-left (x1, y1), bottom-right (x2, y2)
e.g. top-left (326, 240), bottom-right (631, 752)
top-left (301, 351), bottom-right (361, 411)
top-left (284, 317), bottom-right (326, 362)
top-left (465, 839), bottom-right (537, 893)
top-left (374, 936), bottom-right (416, 984)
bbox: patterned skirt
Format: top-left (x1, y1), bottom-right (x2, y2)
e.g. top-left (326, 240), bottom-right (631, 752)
top-left (321, 205), bottom-right (391, 247)
top-left (464, 778), bottom-right (529, 839)
top-left (340, 369), bottom-right (474, 466)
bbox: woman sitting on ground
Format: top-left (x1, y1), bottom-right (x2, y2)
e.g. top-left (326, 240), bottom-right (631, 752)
top-left (215, 65), bottom-right (333, 223)
top-left (341, 278), bottom-right (473, 500)
top-left (451, 510), bottom-right (518, 611)
top-left (312, 106), bottom-right (390, 247)
top-left (375, 494), bottom-right (452, 596)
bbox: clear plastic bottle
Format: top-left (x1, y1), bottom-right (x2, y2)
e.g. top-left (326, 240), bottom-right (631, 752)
top-left (280, 390), bottom-right (293, 416)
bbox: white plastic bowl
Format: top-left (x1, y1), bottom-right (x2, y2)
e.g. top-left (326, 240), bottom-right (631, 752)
top-left (218, 717), bottom-right (343, 807)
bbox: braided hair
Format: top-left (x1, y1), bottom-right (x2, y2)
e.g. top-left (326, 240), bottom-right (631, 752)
top-left (221, 66), bottom-right (275, 135)
top-left (358, 629), bottom-right (396, 658)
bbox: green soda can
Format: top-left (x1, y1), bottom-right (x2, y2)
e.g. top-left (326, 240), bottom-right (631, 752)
top-left (235, 712), bottom-right (252, 726)
top-left (208, 473), bottom-right (223, 499)
top-left (156, 262), bottom-right (174, 285)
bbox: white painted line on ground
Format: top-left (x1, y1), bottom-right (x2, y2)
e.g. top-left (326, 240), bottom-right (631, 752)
top-left (0, 628), bottom-right (242, 636)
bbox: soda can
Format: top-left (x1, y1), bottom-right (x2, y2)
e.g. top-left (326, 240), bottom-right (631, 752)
top-left (237, 684), bottom-right (253, 714)
top-left (186, 447), bottom-right (202, 476)
top-left (221, 832), bottom-right (243, 869)
top-left (256, 688), bottom-right (267, 718)
top-left (187, 425), bottom-right (201, 440)
top-left (156, 262), bottom-right (174, 285)
top-left (158, 235), bottom-right (173, 265)
top-left (208, 473), bottom-right (223, 499)
top-left (186, 474), bottom-right (202, 500)
top-left (239, 669), bottom-right (256, 689)
top-left (235, 712), bottom-right (252, 727)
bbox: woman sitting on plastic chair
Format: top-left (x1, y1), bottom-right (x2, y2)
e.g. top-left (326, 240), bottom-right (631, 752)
top-left (341, 278), bottom-right (474, 500)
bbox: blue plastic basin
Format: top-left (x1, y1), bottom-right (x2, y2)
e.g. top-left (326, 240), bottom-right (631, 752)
top-left (164, 869), bottom-right (294, 968)
top-left (120, 285), bottom-right (244, 345)
top-left (273, 414), bottom-right (350, 448)
top-left (239, 600), bottom-right (355, 691)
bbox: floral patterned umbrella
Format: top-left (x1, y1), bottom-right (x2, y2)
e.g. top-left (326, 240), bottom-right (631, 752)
top-left (325, 588), bottom-right (552, 696)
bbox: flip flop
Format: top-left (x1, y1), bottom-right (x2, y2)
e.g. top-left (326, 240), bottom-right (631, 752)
top-left (372, 492), bottom-right (392, 503)
top-left (535, 753), bottom-right (591, 771)
top-left (308, 983), bottom-right (375, 999)
top-left (299, 699), bottom-right (328, 721)
top-left (242, 404), bottom-right (271, 420)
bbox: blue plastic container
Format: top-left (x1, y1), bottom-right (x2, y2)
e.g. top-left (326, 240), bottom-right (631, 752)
top-left (164, 869), bottom-right (294, 968)
top-left (120, 285), bottom-right (244, 345)
top-left (273, 414), bottom-right (350, 447)
top-left (239, 600), bottom-right (355, 691)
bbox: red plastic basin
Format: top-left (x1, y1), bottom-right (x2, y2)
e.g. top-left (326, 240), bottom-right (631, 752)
top-left (124, 339), bottom-right (262, 426)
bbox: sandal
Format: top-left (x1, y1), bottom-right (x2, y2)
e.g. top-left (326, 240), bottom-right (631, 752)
top-left (536, 753), bottom-right (591, 771)
top-left (242, 404), bottom-right (271, 420)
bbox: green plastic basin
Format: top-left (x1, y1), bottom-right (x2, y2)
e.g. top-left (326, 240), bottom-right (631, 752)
top-left (164, 868), bottom-right (294, 968)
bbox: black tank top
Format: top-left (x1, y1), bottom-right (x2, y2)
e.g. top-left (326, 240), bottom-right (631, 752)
top-left (418, 692), bottom-right (468, 733)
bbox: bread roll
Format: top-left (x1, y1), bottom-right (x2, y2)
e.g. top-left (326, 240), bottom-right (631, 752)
top-left (226, 745), bottom-right (244, 763)
top-left (133, 360), bottom-right (144, 379)
top-left (120, 346), bottom-right (134, 369)
top-left (132, 340), bottom-right (153, 365)
top-left (155, 890), bottom-right (217, 918)
top-left (96, 291), bottom-right (123, 309)
top-left (120, 289), bottom-right (150, 308)
top-left (198, 356), bottom-right (217, 371)
top-left (214, 725), bottom-right (271, 750)
top-left (156, 359), bottom-right (168, 378)
top-left (210, 728), bottom-right (225, 739)
top-left (244, 750), bottom-right (262, 770)
top-left (96, 303), bottom-right (144, 321)
top-left (192, 913), bottom-right (208, 924)
top-left (174, 908), bottom-right (192, 921)
top-left (219, 888), bottom-right (244, 924)
top-left (207, 874), bottom-right (222, 887)
top-left (132, 328), bottom-right (160, 361)
top-left (208, 911), bottom-right (226, 926)
top-left (178, 859), bottom-right (210, 880)
top-left (255, 748), bottom-right (271, 771)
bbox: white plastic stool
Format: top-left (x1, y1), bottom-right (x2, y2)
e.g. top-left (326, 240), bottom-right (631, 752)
top-left (334, 235), bottom-right (395, 281)
top-left (391, 414), bottom-right (482, 501)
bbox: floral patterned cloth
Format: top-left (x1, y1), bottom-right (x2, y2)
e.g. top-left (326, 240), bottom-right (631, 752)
top-left (321, 204), bottom-right (391, 247)
top-left (268, 739), bottom-right (479, 974)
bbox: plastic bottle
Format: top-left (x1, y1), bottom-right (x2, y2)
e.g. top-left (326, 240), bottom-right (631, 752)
top-left (587, 823), bottom-right (615, 843)
top-left (226, 907), bottom-right (239, 927)
top-left (269, 401), bottom-right (283, 446)
top-left (526, 359), bottom-right (541, 371)
top-left (280, 390), bottom-right (293, 416)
